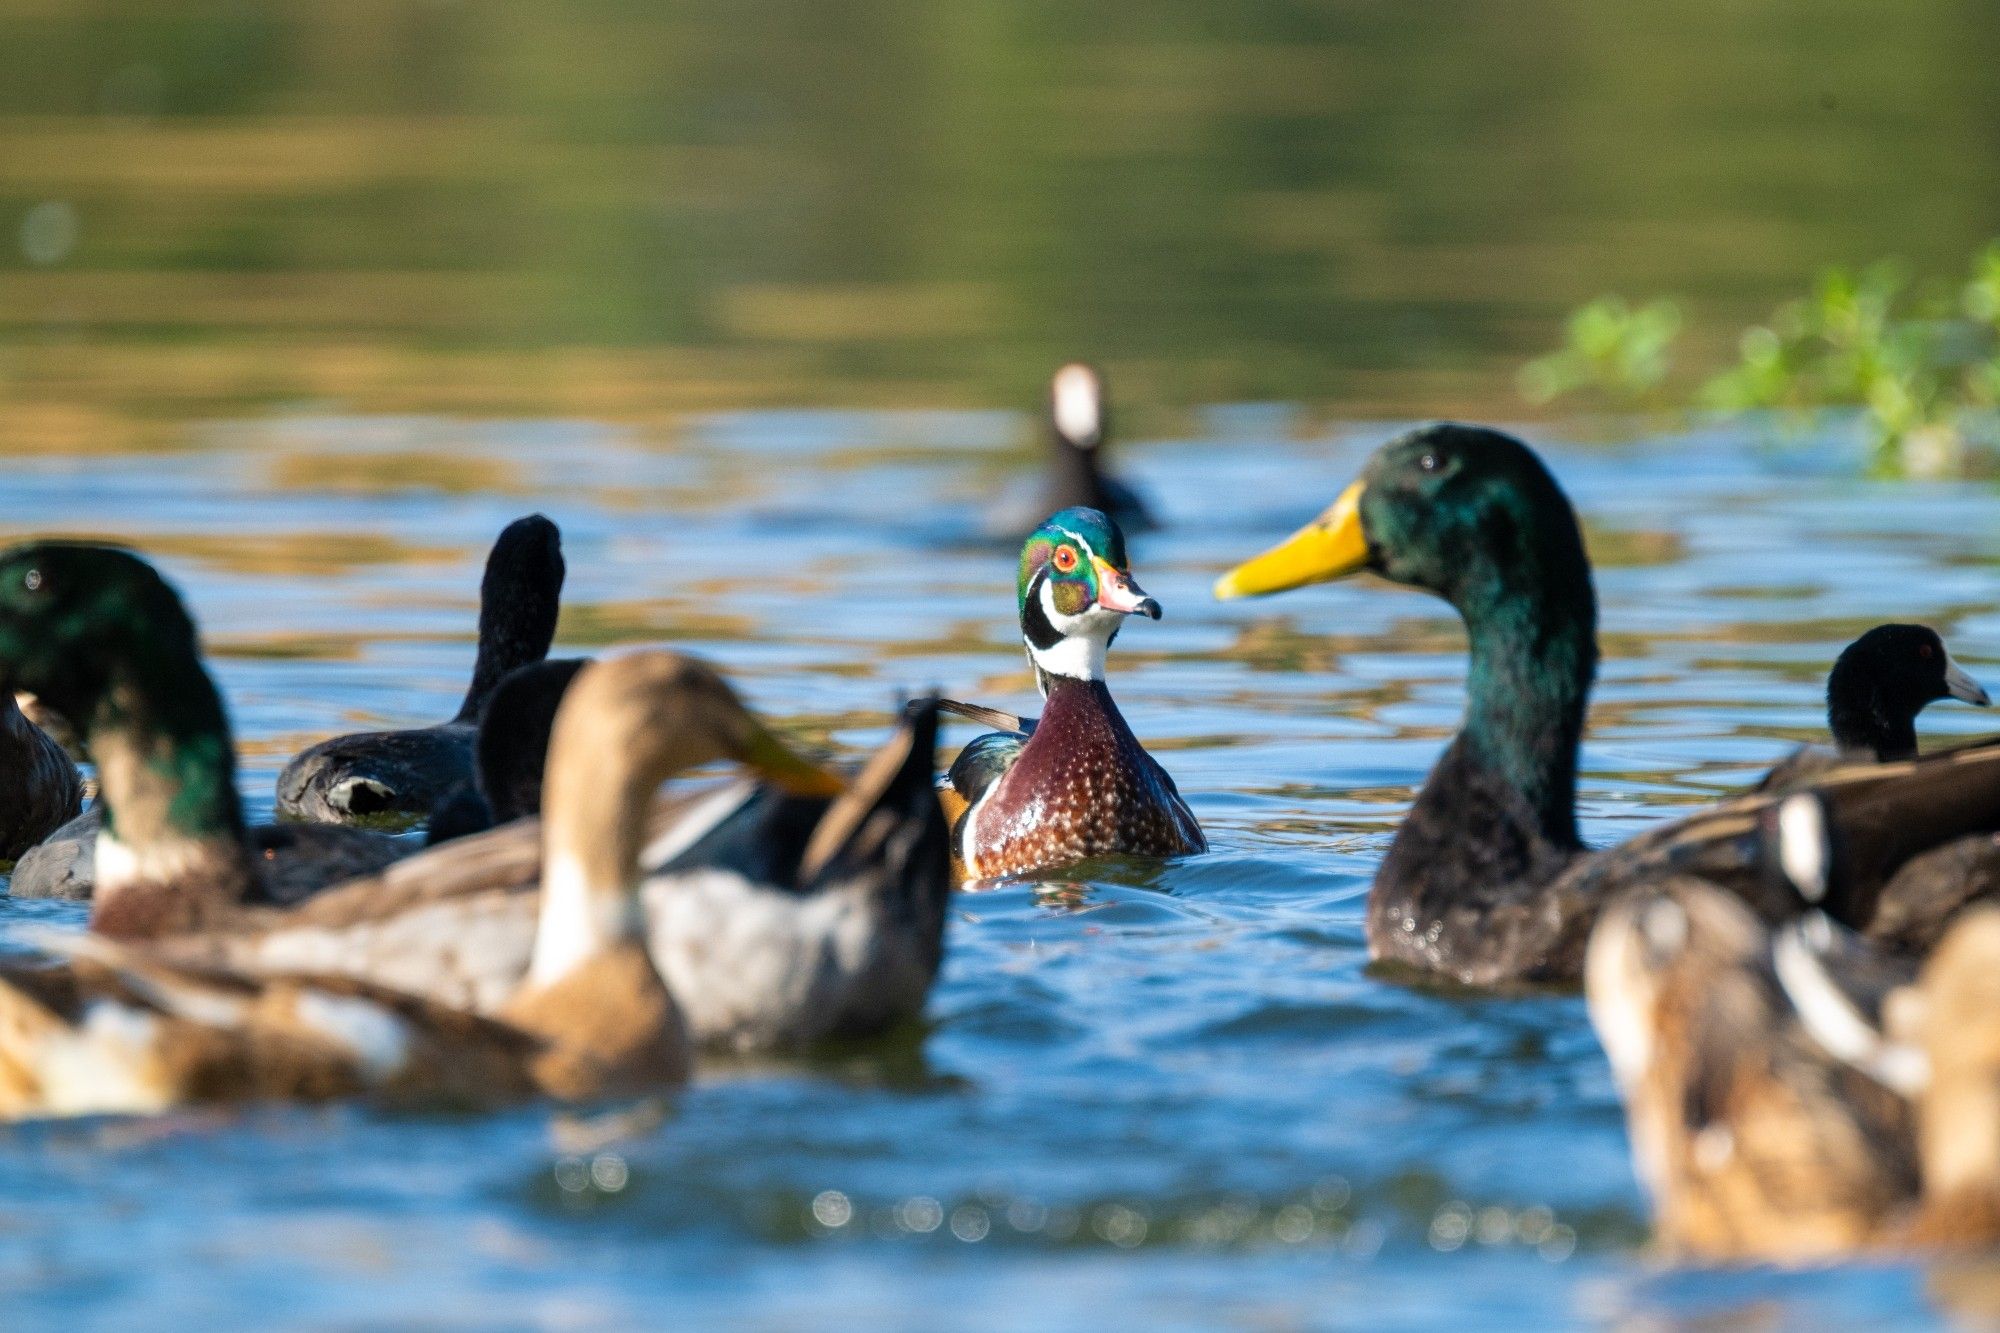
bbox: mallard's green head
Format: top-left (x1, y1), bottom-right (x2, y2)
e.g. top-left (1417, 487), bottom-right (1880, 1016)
top-left (1215, 423), bottom-right (1591, 618)
top-left (0, 543), bottom-right (201, 714)
top-left (1017, 507), bottom-right (1159, 686)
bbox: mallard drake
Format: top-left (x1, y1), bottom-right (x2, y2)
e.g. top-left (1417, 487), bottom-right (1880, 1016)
top-left (425, 658), bottom-right (590, 845)
top-left (989, 364), bottom-right (1155, 540)
top-left (148, 686), bottom-right (950, 1053)
top-left (1759, 623), bottom-right (1989, 791)
top-left (1214, 424), bottom-right (2000, 986)
top-left (0, 543), bottom-right (408, 923)
top-left (276, 514), bottom-right (564, 825)
top-left (0, 691), bottom-right (81, 862)
top-left (0, 652), bottom-right (809, 1118)
top-left (944, 507), bottom-right (1201, 880)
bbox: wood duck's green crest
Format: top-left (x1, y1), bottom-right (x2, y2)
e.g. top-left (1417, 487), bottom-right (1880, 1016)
top-left (1016, 507), bottom-right (1159, 693)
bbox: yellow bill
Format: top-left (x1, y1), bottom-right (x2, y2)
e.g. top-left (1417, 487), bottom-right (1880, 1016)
top-left (1213, 480), bottom-right (1370, 600)
top-left (741, 723), bottom-right (847, 798)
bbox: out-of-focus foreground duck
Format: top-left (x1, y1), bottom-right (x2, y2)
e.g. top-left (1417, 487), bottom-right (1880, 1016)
top-left (0, 543), bottom-right (409, 919)
top-left (1588, 793), bottom-right (2000, 1260)
top-left (1759, 622), bottom-right (1989, 792)
top-left (988, 364), bottom-right (1156, 541)
top-left (276, 513), bottom-right (565, 826)
top-left (943, 506), bottom-right (1201, 880)
top-left (152, 676), bottom-right (951, 1053)
top-left (1214, 423), bottom-right (2000, 987)
top-left (0, 651), bottom-right (794, 1118)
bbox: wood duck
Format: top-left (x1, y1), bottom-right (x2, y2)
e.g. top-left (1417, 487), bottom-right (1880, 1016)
top-left (0, 652), bottom-right (808, 1118)
top-left (1214, 424), bottom-right (2000, 988)
top-left (1760, 623), bottom-right (1990, 792)
top-left (276, 513), bottom-right (565, 826)
top-left (152, 682), bottom-right (953, 1054)
top-left (988, 364), bottom-right (1156, 541)
top-left (0, 543), bottom-right (408, 926)
top-left (945, 507), bottom-right (1202, 880)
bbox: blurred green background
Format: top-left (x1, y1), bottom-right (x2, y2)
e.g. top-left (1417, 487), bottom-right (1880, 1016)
top-left (3, 0), bottom-right (1997, 446)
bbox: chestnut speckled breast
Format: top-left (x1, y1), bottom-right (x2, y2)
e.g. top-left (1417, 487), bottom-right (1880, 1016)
top-left (959, 678), bottom-right (1202, 879)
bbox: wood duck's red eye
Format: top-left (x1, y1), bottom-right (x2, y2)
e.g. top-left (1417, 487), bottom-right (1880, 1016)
top-left (1053, 546), bottom-right (1078, 573)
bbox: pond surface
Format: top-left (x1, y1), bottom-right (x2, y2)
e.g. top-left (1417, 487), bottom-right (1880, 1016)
top-left (2, 413), bottom-right (1996, 1326)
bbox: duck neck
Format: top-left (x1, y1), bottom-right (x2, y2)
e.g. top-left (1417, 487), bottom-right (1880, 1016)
top-left (1828, 692), bottom-right (1913, 761)
top-left (1458, 571), bottom-right (1596, 848)
top-left (84, 650), bottom-right (254, 932)
top-left (526, 732), bottom-right (650, 989)
top-left (458, 546), bottom-right (563, 722)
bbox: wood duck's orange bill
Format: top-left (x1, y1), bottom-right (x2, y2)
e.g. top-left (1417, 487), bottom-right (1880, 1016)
top-left (1213, 480), bottom-right (1369, 600)
top-left (1093, 557), bottom-right (1162, 619)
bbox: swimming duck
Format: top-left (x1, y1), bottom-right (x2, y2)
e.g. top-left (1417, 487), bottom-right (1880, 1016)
top-left (0, 691), bottom-right (81, 862)
top-left (1586, 875), bottom-right (1919, 1262)
top-left (0, 543), bottom-right (408, 924)
top-left (1759, 623), bottom-right (1989, 791)
top-left (425, 657), bottom-right (590, 845)
top-left (989, 364), bottom-right (1155, 541)
top-left (1591, 791), bottom-right (2000, 1260)
top-left (276, 513), bottom-right (564, 825)
top-left (945, 507), bottom-right (1202, 880)
top-left (149, 685), bottom-right (951, 1053)
top-left (1214, 424), bottom-right (2000, 986)
top-left (0, 651), bottom-right (801, 1118)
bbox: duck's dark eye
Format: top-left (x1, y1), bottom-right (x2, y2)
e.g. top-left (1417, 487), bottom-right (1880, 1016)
top-left (1418, 453), bottom-right (1439, 472)
top-left (1919, 642), bottom-right (1934, 659)
top-left (21, 569), bottom-right (41, 594)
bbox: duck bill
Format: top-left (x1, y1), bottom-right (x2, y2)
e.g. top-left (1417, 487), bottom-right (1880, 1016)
top-left (1946, 656), bottom-right (1991, 707)
top-left (1093, 558), bottom-right (1162, 619)
top-left (740, 723), bottom-right (847, 798)
top-left (1214, 480), bottom-right (1369, 600)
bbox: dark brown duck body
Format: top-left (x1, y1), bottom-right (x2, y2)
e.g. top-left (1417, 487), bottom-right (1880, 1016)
top-left (0, 694), bottom-right (81, 862)
top-left (957, 677), bottom-right (1202, 879)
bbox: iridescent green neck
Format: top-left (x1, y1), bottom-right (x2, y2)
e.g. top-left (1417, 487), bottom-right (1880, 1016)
top-left (87, 651), bottom-right (246, 851)
top-left (1459, 562), bottom-right (1596, 846)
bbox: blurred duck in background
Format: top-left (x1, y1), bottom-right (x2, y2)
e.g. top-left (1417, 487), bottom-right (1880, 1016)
top-left (150, 676), bottom-right (953, 1054)
top-left (0, 652), bottom-right (747, 1120)
top-left (0, 544), bottom-right (408, 920)
top-left (989, 363), bottom-right (1155, 541)
top-left (1589, 792), bottom-right (2000, 1260)
top-left (1759, 623), bottom-right (1989, 792)
top-left (0, 691), bottom-right (80, 862)
top-left (1214, 424), bottom-right (2000, 988)
top-left (276, 513), bottom-right (565, 826)
top-left (424, 657), bottom-right (590, 845)
top-left (944, 507), bottom-right (1202, 880)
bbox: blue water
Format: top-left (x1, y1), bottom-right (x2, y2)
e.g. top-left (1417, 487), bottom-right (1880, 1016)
top-left (2, 415), bottom-right (1994, 1327)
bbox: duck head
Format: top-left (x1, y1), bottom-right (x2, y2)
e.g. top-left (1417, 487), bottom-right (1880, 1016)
top-left (1828, 624), bottom-right (1989, 760)
top-left (0, 543), bottom-right (200, 720)
top-left (1214, 422), bottom-right (1591, 616)
top-left (1017, 507), bottom-right (1159, 692)
top-left (1050, 362), bottom-right (1106, 453)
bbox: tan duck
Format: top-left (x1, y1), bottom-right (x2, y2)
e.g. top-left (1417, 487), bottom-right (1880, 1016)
top-left (1214, 423), bottom-right (2000, 986)
top-left (0, 651), bottom-right (799, 1117)
top-left (1590, 794), bottom-right (2000, 1260)
top-left (147, 682), bottom-right (950, 1053)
